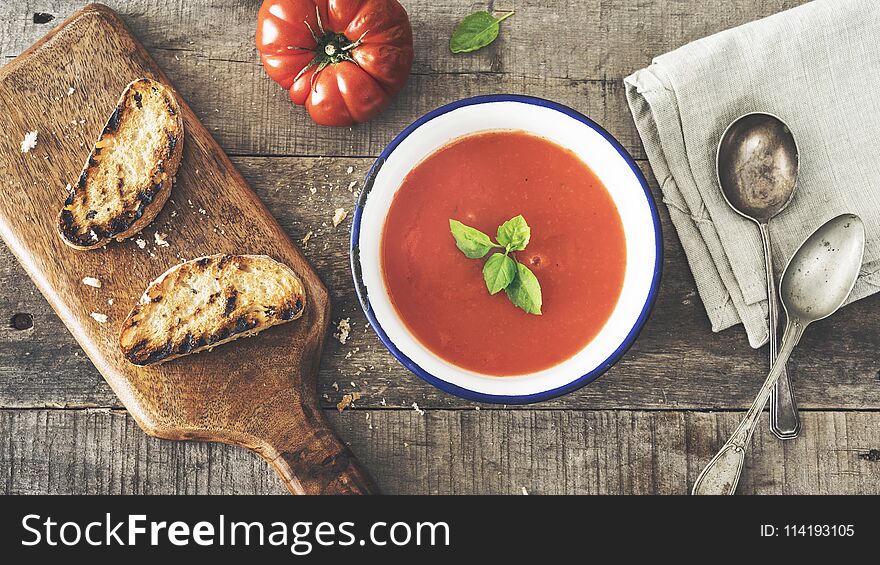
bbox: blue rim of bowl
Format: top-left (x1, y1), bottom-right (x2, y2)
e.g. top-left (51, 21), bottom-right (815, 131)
top-left (350, 94), bottom-right (663, 405)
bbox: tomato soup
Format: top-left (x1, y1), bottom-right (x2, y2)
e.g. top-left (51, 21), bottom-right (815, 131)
top-left (380, 131), bottom-right (626, 376)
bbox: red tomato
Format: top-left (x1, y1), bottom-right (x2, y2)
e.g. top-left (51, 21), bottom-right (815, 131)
top-left (256, 0), bottom-right (413, 127)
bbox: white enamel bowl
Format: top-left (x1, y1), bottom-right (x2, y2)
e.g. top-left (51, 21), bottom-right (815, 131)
top-left (351, 95), bottom-right (662, 404)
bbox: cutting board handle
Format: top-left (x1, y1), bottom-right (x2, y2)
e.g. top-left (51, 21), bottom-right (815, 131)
top-left (262, 407), bottom-right (379, 495)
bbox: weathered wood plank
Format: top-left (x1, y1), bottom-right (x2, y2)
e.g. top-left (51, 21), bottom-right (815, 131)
top-left (0, 0), bottom-right (811, 159)
top-left (0, 0), bottom-right (812, 75)
top-left (3, 408), bottom-right (878, 494)
top-left (3, 156), bottom-right (880, 411)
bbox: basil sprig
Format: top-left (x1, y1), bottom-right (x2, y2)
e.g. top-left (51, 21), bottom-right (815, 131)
top-left (449, 215), bottom-right (543, 315)
top-left (449, 11), bottom-right (514, 54)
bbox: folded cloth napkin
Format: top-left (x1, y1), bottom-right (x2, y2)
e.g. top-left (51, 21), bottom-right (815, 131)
top-left (625, 0), bottom-right (880, 347)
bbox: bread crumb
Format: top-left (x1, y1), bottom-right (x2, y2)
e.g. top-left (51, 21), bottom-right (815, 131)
top-left (332, 208), bottom-right (348, 227)
top-left (135, 238), bottom-right (147, 249)
top-left (309, 186), bottom-right (317, 195)
top-left (66, 87), bottom-right (75, 96)
top-left (154, 232), bottom-right (169, 247)
top-left (81, 276), bottom-right (102, 288)
top-left (521, 487), bottom-right (529, 495)
top-left (346, 166), bottom-right (354, 174)
top-left (90, 312), bottom-right (108, 323)
top-left (347, 180), bottom-right (358, 192)
top-left (20, 131), bottom-right (38, 153)
top-left (107, 298), bottom-right (114, 306)
top-left (301, 230), bottom-right (313, 246)
top-left (336, 391), bottom-right (361, 412)
top-left (412, 402), bottom-right (425, 415)
top-left (333, 318), bottom-right (351, 344)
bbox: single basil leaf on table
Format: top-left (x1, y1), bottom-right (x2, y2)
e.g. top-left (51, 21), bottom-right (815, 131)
top-left (449, 219), bottom-right (497, 258)
top-left (483, 252), bottom-right (517, 294)
top-left (505, 262), bottom-right (543, 314)
top-left (449, 11), bottom-right (514, 54)
top-left (497, 214), bottom-right (531, 251)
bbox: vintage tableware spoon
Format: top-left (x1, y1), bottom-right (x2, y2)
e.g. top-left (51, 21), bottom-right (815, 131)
top-left (692, 214), bottom-right (865, 495)
top-left (717, 112), bottom-right (801, 439)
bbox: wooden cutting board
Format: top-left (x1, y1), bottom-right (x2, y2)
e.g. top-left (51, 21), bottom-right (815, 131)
top-left (0, 3), bottom-right (377, 495)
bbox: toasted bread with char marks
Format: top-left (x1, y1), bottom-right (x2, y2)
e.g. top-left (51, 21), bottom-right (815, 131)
top-left (119, 254), bottom-right (306, 366)
top-left (58, 78), bottom-right (183, 249)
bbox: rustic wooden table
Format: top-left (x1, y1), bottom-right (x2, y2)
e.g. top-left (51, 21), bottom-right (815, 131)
top-left (1, 0), bottom-right (878, 495)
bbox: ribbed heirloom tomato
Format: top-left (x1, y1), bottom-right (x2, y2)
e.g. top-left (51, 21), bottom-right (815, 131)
top-left (256, 0), bottom-right (413, 127)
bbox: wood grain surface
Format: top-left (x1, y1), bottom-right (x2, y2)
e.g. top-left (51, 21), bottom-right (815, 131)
top-left (3, 0), bottom-right (878, 495)
top-left (4, 408), bottom-right (879, 495)
top-left (0, 4), bottom-right (376, 495)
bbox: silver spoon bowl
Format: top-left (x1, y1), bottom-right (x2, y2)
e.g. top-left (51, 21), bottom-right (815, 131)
top-left (718, 113), bottom-right (798, 220)
top-left (692, 214), bottom-right (865, 495)
top-left (717, 112), bottom-right (801, 439)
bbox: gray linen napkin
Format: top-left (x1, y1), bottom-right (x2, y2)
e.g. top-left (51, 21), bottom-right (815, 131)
top-left (625, 0), bottom-right (880, 347)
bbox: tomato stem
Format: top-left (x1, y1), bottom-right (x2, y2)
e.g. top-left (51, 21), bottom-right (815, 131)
top-left (314, 5), bottom-right (326, 35)
top-left (292, 20), bottom-right (370, 90)
top-left (341, 30), bottom-right (368, 52)
top-left (303, 19), bottom-right (320, 43)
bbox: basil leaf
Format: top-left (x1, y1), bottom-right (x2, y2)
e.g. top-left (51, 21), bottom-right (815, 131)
top-left (449, 11), bottom-right (514, 54)
top-left (483, 253), bottom-right (517, 294)
top-left (449, 219), bottom-right (497, 258)
top-left (505, 262), bottom-right (543, 314)
top-left (497, 215), bottom-right (531, 252)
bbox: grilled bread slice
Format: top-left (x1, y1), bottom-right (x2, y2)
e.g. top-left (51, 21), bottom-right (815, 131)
top-left (119, 254), bottom-right (306, 366)
top-left (58, 78), bottom-right (184, 250)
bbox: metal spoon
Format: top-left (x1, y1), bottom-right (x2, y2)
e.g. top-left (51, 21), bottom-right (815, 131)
top-left (717, 112), bottom-right (801, 439)
top-left (692, 214), bottom-right (865, 495)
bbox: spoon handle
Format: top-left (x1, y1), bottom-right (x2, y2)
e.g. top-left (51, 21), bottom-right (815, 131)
top-left (759, 223), bottom-right (801, 439)
top-left (692, 319), bottom-right (806, 495)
